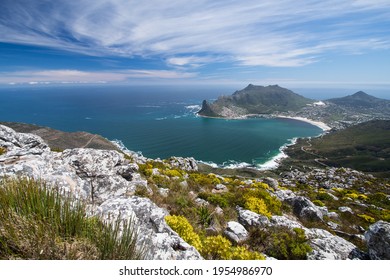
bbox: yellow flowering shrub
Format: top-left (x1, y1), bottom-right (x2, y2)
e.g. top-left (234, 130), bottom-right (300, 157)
top-left (165, 215), bottom-right (202, 251)
top-left (345, 193), bottom-right (359, 200)
top-left (223, 177), bottom-right (233, 184)
top-left (251, 182), bottom-right (272, 191)
top-left (201, 235), bottom-right (265, 260)
top-left (138, 163), bottom-right (153, 177)
top-left (357, 214), bottom-right (375, 223)
top-left (202, 235), bottom-right (231, 259)
top-left (358, 194), bottom-right (368, 201)
top-left (230, 246), bottom-right (265, 260)
top-left (243, 188), bottom-right (282, 215)
top-left (244, 197), bottom-right (271, 218)
top-left (380, 210), bottom-right (390, 221)
top-left (164, 169), bottom-right (182, 178)
top-left (207, 174), bottom-right (222, 185)
top-left (345, 192), bottom-right (368, 201)
top-left (312, 200), bottom-right (325, 207)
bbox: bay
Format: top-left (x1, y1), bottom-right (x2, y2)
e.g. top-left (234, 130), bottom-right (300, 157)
top-left (0, 85), bottom-right (323, 168)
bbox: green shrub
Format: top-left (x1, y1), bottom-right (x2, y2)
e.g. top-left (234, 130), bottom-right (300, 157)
top-left (197, 207), bottom-right (212, 227)
top-left (138, 163), bottom-right (153, 177)
top-left (148, 160), bottom-right (167, 170)
top-left (198, 193), bottom-right (229, 208)
top-left (165, 215), bottom-right (202, 251)
top-left (150, 174), bottom-right (170, 188)
top-left (312, 200), bottom-right (325, 207)
top-left (368, 192), bottom-right (390, 208)
top-left (50, 147), bottom-right (63, 153)
top-left (134, 185), bottom-right (150, 197)
top-left (316, 191), bottom-right (334, 201)
top-left (175, 196), bottom-right (190, 209)
top-left (379, 210), bottom-right (390, 222)
top-left (0, 178), bottom-right (143, 260)
top-left (0, 147), bottom-right (6, 155)
top-left (249, 227), bottom-right (312, 260)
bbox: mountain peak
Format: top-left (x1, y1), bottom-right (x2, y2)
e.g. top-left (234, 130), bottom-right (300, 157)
top-left (245, 83), bottom-right (255, 89)
top-left (244, 84), bottom-right (281, 91)
top-left (327, 90), bottom-right (389, 109)
top-left (198, 84), bottom-right (312, 117)
top-left (351, 91), bottom-right (370, 98)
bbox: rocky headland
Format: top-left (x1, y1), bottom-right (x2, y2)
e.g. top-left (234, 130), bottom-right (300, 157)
top-left (1, 123), bottom-right (389, 260)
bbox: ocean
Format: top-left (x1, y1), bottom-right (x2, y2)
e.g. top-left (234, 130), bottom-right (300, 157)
top-left (0, 85), bottom-right (323, 169)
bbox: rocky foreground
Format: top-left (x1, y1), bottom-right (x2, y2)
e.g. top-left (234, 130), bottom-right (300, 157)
top-left (0, 124), bottom-right (389, 260)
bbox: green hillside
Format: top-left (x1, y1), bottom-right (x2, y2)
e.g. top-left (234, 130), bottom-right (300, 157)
top-left (198, 84), bottom-right (312, 117)
top-left (282, 120), bottom-right (390, 177)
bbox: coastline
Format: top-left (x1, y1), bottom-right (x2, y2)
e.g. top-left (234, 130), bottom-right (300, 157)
top-left (113, 110), bottom-right (331, 172)
top-left (275, 115), bottom-right (331, 131)
top-left (195, 112), bottom-right (332, 171)
top-left (197, 112), bottom-right (332, 132)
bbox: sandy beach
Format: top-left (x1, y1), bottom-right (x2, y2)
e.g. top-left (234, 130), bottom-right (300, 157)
top-left (276, 115), bottom-right (331, 131)
top-left (198, 113), bottom-right (332, 131)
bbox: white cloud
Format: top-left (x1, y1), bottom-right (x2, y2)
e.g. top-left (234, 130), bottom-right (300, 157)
top-left (166, 56), bottom-right (220, 68)
top-left (0, 69), bottom-right (197, 84)
top-left (1, 0), bottom-right (390, 67)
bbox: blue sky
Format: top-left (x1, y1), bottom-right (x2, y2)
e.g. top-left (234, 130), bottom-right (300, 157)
top-left (0, 0), bottom-right (390, 90)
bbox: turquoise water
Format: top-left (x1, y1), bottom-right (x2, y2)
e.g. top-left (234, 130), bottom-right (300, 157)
top-left (0, 85), bottom-right (322, 168)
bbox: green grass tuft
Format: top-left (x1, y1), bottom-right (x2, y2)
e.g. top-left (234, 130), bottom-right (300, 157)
top-left (0, 178), bottom-right (144, 260)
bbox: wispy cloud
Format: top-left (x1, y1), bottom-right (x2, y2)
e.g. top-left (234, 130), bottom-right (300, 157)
top-left (0, 69), bottom-right (197, 84)
top-left (1, 0), bottom-right (390, 67)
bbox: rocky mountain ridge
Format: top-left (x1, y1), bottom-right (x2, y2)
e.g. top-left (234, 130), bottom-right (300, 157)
top-left (1, 124), bottom-right (389, 260)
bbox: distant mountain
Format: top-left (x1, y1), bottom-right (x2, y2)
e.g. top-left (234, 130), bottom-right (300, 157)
top-left (198, 84), bottom-right (312, 118)
top-left (327, 91), bottom-right (390, 108)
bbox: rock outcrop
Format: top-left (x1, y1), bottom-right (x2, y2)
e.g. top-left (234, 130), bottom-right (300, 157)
top-left (237, 206), bottom-right (270, 228)
top-left (237, 206), bottom-right (358, 260)
top-left (281, 168), bottom-right (376, 190)
top-left (167, 156), bottom-right (198, 172)
top-left (224, 221), bottom-right (249, 244)
top-left (287, 196), bottom-right (324, 222)
top-left (365, 221), bottom-right (390, 260)
top-left (94, 196), bottom-right (202, 260)
top-left (0, 125), bottom-right (202, 260)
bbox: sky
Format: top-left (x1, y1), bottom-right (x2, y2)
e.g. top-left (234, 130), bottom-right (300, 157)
top-left (0, 0), bottom-right (390, 91)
